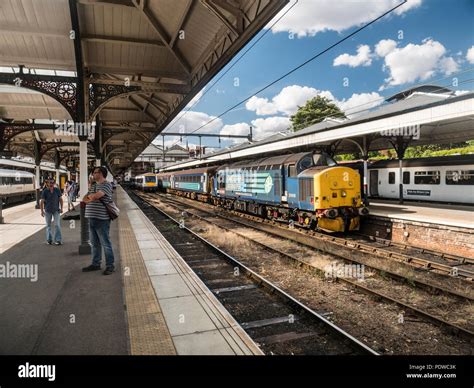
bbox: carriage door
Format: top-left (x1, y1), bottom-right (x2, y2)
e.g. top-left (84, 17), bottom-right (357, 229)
top-left (370, 170), bottom-right (379, 196)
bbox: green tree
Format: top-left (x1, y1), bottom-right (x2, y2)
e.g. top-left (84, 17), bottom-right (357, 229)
top-left (290, 96), bottom-right (346, 132)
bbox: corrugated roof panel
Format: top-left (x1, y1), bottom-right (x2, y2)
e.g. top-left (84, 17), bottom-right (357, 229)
top-left (177, 3), bottom-right (224, 66)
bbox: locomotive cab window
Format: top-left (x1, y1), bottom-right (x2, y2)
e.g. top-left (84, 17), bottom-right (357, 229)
top-left (388, 172), bottom-right (395, 184)
top-left (298, 156), bottom-right (313, 172)
top-left (414, 171), bottom-right (440, 185)
top-left (446, 170), bottom-right (474, 185)
top-left (313, 153), bottom-right (337, 167)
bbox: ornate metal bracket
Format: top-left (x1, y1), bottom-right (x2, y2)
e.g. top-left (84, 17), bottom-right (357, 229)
top-left (89, 83), bottom-right (141, 120)
top-left (0, 123), bottom-right (56, 151)
top-left (0, 71), bottom-right (78, 120)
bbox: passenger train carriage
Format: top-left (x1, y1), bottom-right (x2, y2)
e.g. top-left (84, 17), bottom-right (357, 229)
top-left (155, 151), bottom-right (367, 232)
top-left (169, 167), bottom-right (216, 201)
top-left (368, 155), bottom-right (474, 204)
top-left (0, 169), bottom-right (35, 205)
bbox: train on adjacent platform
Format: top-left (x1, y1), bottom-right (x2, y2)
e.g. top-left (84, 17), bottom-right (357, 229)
top-left (0, 159), bottom-right (69, 205)
top-left (341, 154), bottom-right (474, 205)
top-left (0, 169), bottom-right (35, 205)
top-left (151, 151), bottom-right (367, 233)
top-left (130, 173), bottom-right (159, 192)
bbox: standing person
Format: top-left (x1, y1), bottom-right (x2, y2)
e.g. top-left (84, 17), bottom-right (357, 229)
top-left (40, 179), bottom-right (63, 245)
top-left (82, 166), bottom-right (115, 275)
top-left (73, 181), bottom-right (79, 202)
top-left (65, 180), bottom-right (76, 211)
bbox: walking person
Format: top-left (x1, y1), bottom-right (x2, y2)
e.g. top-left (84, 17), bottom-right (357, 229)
top-left (40, 179), bottom-right (63, 245)
top-left (82, 166), bottom-right (116, 275)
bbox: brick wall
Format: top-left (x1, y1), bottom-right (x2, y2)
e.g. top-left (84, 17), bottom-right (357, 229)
top-left (361, 216), bottom-right (474, 259)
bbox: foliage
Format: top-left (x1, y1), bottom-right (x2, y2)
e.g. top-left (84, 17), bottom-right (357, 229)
top-left (290, 96), bottom-right (346, 132)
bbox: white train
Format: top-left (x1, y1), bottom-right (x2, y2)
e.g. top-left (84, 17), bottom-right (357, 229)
top-left (131, 173), bottom-right (158, 192)
top-left (0, 168), bottom-right (36, 205)
top-left (0, 158), bottom-right (68, 189)
top-left (368, 155), bottom-right (474, 204)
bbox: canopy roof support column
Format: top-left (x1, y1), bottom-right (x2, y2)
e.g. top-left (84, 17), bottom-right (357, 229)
top-left (34, 139), bottom-right (41, 209)
top-left (390, 137), bottom-right (411, 204)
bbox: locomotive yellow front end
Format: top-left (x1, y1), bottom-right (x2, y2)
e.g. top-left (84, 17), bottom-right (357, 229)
top-left (314, 166), bottom-right (368, 232)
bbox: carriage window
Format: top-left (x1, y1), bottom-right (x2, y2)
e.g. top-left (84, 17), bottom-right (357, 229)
top-left (288, 164), bottom-right (297, 177)
top-left (218, 175), bottom-right (225, 189)
top-left (403, 171), bottom-right (410, 184)
top-left (388, 172), bottom-right (395, 184)
top-left (446, 170), bottom-right (474, 185)
top-left (414, 171), bottom-right (440, 185)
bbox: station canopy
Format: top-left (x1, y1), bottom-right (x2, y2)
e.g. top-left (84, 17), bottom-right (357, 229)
top-left (0, 0), bottom-right (288, 172)
top-left (162, 86), bottom-right (474, 171)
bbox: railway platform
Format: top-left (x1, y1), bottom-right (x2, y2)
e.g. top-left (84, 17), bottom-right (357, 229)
top-left (368, 200), bottom-right (474, 229)
top-left (364, 200), bottom-right (474, 259)
top-left (0, 187), bottom-right (261, 355)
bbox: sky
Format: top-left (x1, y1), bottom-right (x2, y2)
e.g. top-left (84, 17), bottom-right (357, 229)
top-left (159, 0), bottom-right (474, 152)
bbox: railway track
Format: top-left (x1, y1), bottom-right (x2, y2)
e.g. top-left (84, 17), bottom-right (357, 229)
top-left (127, 189), bottom-right (378, 355)
top-left (331, 232), bottom-right (474, 279)
top-left (137, 190), bottom-right (474, 341)
top-left (142, 191), bottom-right (474, 289)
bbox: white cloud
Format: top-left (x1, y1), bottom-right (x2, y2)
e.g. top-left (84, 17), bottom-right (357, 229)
top-left (439, 57), bottom-right (459, 75)
top-left (246, 85), bottom-right (335, 116)
top-left (251, 117), bottom-right (291, 139)
top-left (270, 0), bottom-right (422, 38)
top-left (220, 122), bottom-right (250, 137)
top-left (333, 45), bottom-right (372, 67)
top-left (336, 92), bottom-right (384, 118)
top-left (164, 110), bottom-right (223, 135)
top-left (220, 117), bottom-right (291, 143)
top-left (245, 96), bottom-right (278, 115)
top-left (375, 39), bottom-right (397, 57)
top-left (246, 84), bottom-right (384, 122)
top-left (273, 85), bottom-right (335, 115)
top-left (466, 46), bottom-right (474, 64)
top-left (378, 39), bottom-right (460, 89)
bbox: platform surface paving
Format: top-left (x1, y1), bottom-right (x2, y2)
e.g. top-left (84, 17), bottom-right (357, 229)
top-left (0, 188), bottom-right (262, 355)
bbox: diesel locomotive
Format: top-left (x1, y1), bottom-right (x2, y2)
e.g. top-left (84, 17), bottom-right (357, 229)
top-left (155, 151), bottom-right (368, 232)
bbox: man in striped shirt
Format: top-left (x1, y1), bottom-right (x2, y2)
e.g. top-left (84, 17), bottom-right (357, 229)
top-left (81, 166), bottom-right (116, 275)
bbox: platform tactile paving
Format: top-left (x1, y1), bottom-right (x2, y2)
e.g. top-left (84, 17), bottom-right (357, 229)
top-left (119, 212), bottom-right (177, 355)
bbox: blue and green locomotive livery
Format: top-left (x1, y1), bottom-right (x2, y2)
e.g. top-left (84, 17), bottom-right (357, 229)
top-left (153, 151), bottom-right (367, 232)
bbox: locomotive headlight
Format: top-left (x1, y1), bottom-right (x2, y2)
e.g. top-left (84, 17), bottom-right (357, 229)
top-left (341, 190), bottom-right (347, 197)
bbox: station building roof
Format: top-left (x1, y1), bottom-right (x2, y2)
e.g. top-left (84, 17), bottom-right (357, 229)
top-left (162, 87), bottom-right (474, 171)
top-left (0, 0), bottom-right (288, 171)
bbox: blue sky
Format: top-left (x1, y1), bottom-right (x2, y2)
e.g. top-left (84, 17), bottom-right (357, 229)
top-left (160, 0), bottom-right (474, 151)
